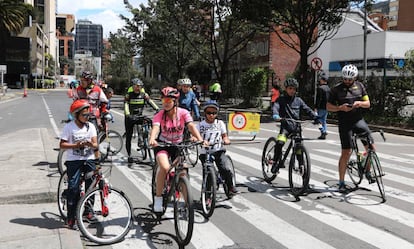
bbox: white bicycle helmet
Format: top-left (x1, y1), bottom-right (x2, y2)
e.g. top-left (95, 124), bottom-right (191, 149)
top-left (177, 78), bottom-right (192, 86)
top-left (342, 64), bottom-right (358, 79)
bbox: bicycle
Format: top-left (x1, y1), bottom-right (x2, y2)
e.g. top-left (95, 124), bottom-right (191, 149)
top-left (261, 118), bottom-right (312, 196)
top-left (57, 162), bottom-right (133, 244)
top-left (346, 130), bottom-right (386, 202)
top-left (57, 115), bottom-right (123, 175)
top-left (183, 127), bottom-right (199, 166)
top-left (200, 142), bottom-right (236, 218)
top-left (151, 140), bottom-right (203, 246)
top-left (129, 114), bottom-right (154, 164)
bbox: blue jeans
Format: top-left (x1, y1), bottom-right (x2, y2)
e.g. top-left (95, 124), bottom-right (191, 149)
top-left (65, 160), bottom-right (96, 220)
top-left (317, 109), bottom-right (328, 134)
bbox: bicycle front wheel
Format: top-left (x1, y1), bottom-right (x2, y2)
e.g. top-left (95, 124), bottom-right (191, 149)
top-left (288, 145), bottom-right (310, 196)
top-left (57, 170), bottom-right (68, 219)
top-left (186, 143), bottom-right (199, 166)
top-left (57, 149), bottom-right (67, 175)
top-left (174, 176), bottom-right (194, 246)
top-left (76, 186), bottom-right (133, 245)
top-left (223, 155), bottom-right (237, 199)
top-left (201, 165), bottom-right (217, 218)
top-left (346, 152), bottom-right (363, 185)
top-left (368, 152), bottom-right (386, 202)
top-left (99, 130), bottom-right (123, 158)
top-left (261, 137), bottom-right (278, 183)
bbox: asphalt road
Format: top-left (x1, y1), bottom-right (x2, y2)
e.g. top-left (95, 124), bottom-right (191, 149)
top-left (2, 88), bottom-right (414, 249)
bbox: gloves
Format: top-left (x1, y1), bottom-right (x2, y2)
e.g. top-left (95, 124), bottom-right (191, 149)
top-left (272, 114), bottom-right (280, 120)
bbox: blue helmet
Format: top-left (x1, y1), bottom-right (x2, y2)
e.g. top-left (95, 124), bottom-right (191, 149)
top-left (203, 100), bottom-right (219, 112)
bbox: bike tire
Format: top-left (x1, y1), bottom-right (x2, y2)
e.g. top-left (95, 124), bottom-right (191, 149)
top-left (174, 175), bottom-right (194, 246)
top-left (186, 143), bottom-right (199, 166)
top-left (369, 152), bottom-right (386, 202)
top-left (76, 186), bottom-right (133, 245)
top-left (135, 128), bottom-right (148, 162)
top-left (261, 137), bottom-right (278, 183)
top-left (57, 170), bottom-right (68, 219)
top-left (151, 163), bottom-right (167, 216)
top-left (346, 152), bottom-right (363, 185)
top-left (223, 155), bottom-right (237, 199)
top-left (57, 149), bottom-right (67, 175)
top-left (98, 130), bottom-right (123, 160)
top-left (201, 164), bottom-right (217, 218)
top-left (288, 145), bottom-right (311, 196)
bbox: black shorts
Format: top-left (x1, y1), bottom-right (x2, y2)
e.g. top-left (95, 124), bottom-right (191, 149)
top-left (338, 119), bottom-right (374, 149)
top-left (153, 145), bottom-right (179, 162)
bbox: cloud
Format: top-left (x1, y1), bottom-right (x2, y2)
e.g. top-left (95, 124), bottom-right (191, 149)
top-left (58, 0), bottom-right (146, 37)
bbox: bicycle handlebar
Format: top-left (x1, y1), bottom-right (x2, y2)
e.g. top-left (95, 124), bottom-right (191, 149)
top-left (154, 140), bottom-right (203, 149)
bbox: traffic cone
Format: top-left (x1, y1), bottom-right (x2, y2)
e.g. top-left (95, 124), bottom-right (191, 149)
top-left (23, 87), bottom-right (27, 97)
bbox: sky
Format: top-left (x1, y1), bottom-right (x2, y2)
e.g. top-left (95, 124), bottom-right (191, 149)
top-left (57, 0), bottom-right (147, 38)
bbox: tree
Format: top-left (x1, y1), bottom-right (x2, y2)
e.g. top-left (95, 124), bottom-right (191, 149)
top-left (0, 0), bottom-right (33, 61)
top-left (266, 0), bottom-right (350, 98)
top-left (106, 30), bottom-right (138, 91)
top-left (240, 67), bottom-right (267, 107)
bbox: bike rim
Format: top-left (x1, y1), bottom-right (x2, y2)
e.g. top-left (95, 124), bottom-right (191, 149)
top-left (77, 188), bottom-right (132, 245)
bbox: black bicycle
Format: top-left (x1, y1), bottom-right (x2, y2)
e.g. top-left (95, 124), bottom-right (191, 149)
top-left (346, 130), bottom-right (386, 202)
top-left (200, 143), bottom-right (236, 218)
top-left (151, 140), bottom-right (203, 246)
top-left (130, 114), bottom-right (154, 164)
top-left (261, 118), bottom-right (311, 196)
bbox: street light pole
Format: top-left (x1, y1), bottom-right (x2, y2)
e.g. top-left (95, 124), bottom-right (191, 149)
top-left (363, 0), bottom-right (368, 84)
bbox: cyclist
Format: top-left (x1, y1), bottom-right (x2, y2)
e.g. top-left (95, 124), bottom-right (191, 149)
top-left (73, 71), bottom-right (109, 131)
top-left (124, 78), bottom-right (159, 163)
top-left (197, 100), bottom-right (238, 196)
top-left (271, 78), bottom-right (318, 174)
top-left (326, 64), bottom-right (375, 193)
top-left (209, 81), bottom-right (222, 102)
top-left (149, 86), bottom-right (205, 213)
top-left (59, 99), bottom-right (98, 229)
top-left (177, 78), bottom-right (200, 120)
top-left (314, 71), bottom-right (330, 140)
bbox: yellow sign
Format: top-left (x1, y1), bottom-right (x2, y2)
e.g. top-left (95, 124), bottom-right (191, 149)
top-left (228, 111), bottom-right (260, 134)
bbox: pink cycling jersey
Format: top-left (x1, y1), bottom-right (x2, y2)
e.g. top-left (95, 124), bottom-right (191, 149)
top-left (152, 107), bottom-right (193, 143)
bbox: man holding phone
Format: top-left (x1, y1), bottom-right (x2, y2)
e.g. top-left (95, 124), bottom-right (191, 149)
top-left (326, 64), bottom-right (375, 193)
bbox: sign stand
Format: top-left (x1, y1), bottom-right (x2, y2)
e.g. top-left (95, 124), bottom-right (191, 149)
top-left (311, 57), bottom-right (322, 105)
top-left (226, 108), bottom-right (261, 141)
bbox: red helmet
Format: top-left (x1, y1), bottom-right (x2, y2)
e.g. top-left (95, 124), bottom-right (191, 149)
top-left (70, 99), bottom-right (90, 115)
top-left (161, 87), bottom-right (180, 99)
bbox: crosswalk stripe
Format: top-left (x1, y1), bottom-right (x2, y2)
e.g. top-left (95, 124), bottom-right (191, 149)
top-left (188, 169), bottom-right (335, 249)
top-left (315, 149), bottom-right (414, 174)
top-left (227, 150), bottom-right (414, 249)
top-left (115, 162), bottom-right (235, 249)
top-left (234, 146), bottom-right (414, 203)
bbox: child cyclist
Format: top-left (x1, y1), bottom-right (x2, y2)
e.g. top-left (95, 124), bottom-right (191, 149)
top-left (59, 99), bottom-right (98, 229)
top-left (149, 87), bottom-right (206, 213)
top-left (197, 100), bottom-right (238, 195)
top-left (271, 78), bottom-right (318, 174)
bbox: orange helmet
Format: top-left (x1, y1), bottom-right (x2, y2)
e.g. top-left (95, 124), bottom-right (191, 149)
top-left (70, 99), bottom-right (90, 116)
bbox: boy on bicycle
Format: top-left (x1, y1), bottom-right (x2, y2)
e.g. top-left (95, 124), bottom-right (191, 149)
top-left (197, 100), bottom-right (238, 196)
top-left (60, 99), bottom-right (98, 229)
top-left (149, 87), bottom-right (205, 213)
top-left (271, 78), bottom-right (318, 174)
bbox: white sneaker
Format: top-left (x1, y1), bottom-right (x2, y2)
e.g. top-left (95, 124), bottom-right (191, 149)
top-left (153, 196), bottom-right (163, 212)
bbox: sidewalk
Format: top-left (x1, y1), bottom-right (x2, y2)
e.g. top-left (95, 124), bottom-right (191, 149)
top-left (0, 128), bottom-right (83, 249)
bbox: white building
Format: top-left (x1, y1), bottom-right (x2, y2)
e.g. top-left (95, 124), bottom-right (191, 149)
top-left (310, 10), bottom-right (414, 79)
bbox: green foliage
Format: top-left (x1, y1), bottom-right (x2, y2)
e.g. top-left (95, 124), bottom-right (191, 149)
top-left (239, 68), bottom-right (267, 107)
top-left (107, 76), bottom-right (130, 94)
top-left (0, 0), bottom-right (33, 35)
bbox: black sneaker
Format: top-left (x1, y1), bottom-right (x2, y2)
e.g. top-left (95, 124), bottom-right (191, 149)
top-left (365, 172), bottom-right (376, 184)
top-left (338, 183), bottom-right (348, 194)
top-left (128, 157), bottom-right (133, 163)
top-left (271, 163), bottom-right (279, 174)
top-left (318, 133), bottom-right (327, 140)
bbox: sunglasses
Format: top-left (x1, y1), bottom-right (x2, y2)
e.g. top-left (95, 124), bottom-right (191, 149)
top-left (162, 98), bottom-right (174, 104)
top-left (343, 78), bottom-right (353, 82)
top-left (80, 113), bottom-right (90, 118)
top-left (206, 112), bottom-right (217, 115)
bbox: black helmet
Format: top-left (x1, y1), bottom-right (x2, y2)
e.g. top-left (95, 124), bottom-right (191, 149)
top-left (284, 78), bottom-right (299, 88)
top-left (81, 71), bottom-right (93, 80)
